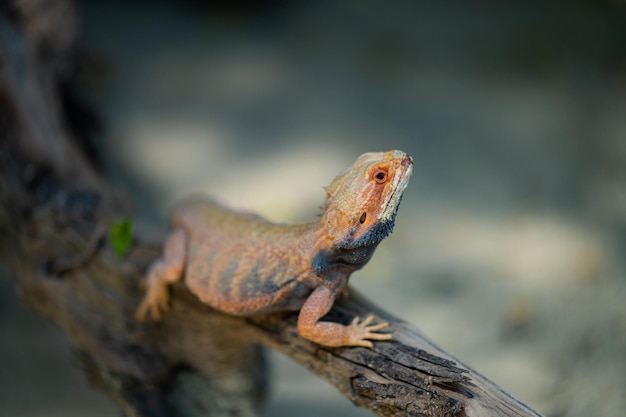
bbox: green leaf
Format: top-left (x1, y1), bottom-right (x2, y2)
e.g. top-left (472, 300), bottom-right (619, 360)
top-left (109, 219), bottom-right (133, 259)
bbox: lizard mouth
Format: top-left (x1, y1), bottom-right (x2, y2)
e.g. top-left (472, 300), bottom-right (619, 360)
top-left (377, 153), bottom-right (413, 223)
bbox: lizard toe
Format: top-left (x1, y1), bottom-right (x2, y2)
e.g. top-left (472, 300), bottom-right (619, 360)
top-left (355, 340), bottom-right (374, 349)
top-left (360, 314), bottom-right (375, 326)
top-left (150, 304), bottom-right (162, 321)
top-left (366, 321), bottom-right (389, 332)
top-left (135, 303), bottom-right (148, 322)
top-left (366, 332), bottom-right (393, 341)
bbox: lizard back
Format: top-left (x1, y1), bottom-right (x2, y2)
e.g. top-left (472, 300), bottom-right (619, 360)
top-left (173, 199), bottom-right (320, 315)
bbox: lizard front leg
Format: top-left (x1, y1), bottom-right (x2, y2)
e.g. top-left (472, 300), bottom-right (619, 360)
top-left (136, 228), bottom-right (187, 321)
top-left (297, 281), bottom-right (392, 348)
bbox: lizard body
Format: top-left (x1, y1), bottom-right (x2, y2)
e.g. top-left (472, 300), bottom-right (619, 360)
top-left (136, 150), bottom-right (413, 348)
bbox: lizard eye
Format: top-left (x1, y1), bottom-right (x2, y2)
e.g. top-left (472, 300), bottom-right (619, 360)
top-left (372, 168), bottom-right (388, 184)
top-left (359, 212), bottom-right (367, 224)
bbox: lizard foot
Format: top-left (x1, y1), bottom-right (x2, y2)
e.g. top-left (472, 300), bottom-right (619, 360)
top-left (135, 283), bottom-right (170, 321)
top-left (345, 314), bottom-right (393, 348)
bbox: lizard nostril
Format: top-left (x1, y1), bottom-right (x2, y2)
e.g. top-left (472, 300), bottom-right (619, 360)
top-left (359, 212), bottom-right (367, 224)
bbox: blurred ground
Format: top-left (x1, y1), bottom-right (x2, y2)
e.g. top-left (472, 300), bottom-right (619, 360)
top-left (2, 1), bottom-right (626, 416)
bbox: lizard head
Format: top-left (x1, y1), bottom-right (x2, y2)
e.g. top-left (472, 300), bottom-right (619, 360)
top-left (316, 150), bottom-right (413, 269)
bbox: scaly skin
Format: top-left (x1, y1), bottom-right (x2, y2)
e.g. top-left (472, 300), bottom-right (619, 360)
top-left (136, 150), bottom-right (413, 348)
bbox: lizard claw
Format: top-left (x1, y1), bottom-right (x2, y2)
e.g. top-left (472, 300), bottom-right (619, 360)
top-left (346, 314), bottom-right (393, 348)
top-left (135, 284), bottom-right (170, 322)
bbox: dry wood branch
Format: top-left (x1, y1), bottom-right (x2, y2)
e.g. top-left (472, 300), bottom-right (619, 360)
top-left (0, 1), bottom-right (544, 416)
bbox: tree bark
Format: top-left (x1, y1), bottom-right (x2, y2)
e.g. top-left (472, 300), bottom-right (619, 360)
top-left (0, 1), bottom-right (543, 416)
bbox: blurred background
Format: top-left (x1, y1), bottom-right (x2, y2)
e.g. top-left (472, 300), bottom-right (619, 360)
top-left (2, 0), bottom-right (626, 416)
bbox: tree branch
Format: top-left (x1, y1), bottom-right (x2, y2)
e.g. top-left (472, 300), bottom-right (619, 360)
top-left (0, 1), bottom-right (543, 416)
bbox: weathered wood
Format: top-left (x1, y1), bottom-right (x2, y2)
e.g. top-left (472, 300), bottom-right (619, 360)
top-left (0, 1), bottom-right (543, 416)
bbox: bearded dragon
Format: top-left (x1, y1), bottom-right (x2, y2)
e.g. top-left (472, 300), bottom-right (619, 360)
top-left (136, 150), bottom-right (413, 348)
